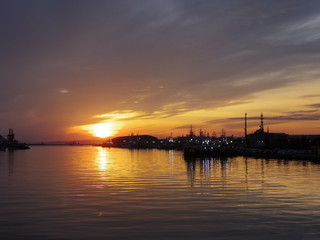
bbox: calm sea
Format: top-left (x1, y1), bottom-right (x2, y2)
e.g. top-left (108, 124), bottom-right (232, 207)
top-left (0, 146), bottom-right (320, 240)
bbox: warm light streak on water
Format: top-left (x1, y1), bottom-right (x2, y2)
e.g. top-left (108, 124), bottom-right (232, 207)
top-left (1, 146), bottom-right (320, 239)
top-left (96, 148), bottom-right (109, 172)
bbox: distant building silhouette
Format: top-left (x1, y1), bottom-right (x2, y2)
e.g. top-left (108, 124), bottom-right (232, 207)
top-left (246, 113), bottom-right (288, 147)
top-left (111, 134), bottom-right (158, 148)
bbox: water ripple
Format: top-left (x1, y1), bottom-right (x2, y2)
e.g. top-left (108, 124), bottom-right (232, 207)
top-left (1, 147), bottom-right (320, 239)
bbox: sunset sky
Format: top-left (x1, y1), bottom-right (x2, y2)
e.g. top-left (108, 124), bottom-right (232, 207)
top-left (1, 0), bottom-right (320, 142)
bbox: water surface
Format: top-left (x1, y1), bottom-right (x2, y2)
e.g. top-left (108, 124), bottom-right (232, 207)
top-left (1, 146), bottom-right (320, 239)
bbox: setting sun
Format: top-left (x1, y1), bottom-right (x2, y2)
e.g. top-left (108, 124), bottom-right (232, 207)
top-left (69, 119), bottom-right (124, 139)
top-left (91, 122), bottom-right (113, 138)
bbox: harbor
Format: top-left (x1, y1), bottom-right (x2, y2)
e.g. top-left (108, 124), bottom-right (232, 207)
top-left (97, 114), bottom-right (320, 162)
top-left (2, 1), bottom-right (320, 239)
top-left (2, 113), bottom-right (319, 162)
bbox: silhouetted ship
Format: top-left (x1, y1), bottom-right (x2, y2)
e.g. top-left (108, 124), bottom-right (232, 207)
top-left (0, 129), bottom-right (30, 151)
top-left (103, 134), bottom-right (158, 149)
top-left (183, 143), bottom-right (215, 157)
top-left (183, 127), bottom-right (237, 157)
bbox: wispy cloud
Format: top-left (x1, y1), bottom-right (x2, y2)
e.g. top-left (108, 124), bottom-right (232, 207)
top-left (91, 102), bottom-right (194, 122)
top-left (93, 110), bottom-right (139, 120)
top-left (59, 89), bottom-right (69, 94)
top-left (266, 14), bottom-right (320, 45)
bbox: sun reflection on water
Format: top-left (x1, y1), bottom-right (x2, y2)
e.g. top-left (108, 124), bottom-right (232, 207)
top-left (96, 147), bottom-right (109, 172)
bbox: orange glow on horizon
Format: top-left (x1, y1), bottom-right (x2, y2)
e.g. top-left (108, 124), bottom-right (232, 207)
top-left (68, 84), bottom-right (320, 140)
top-left (71, 122), bottom-right (122, 138)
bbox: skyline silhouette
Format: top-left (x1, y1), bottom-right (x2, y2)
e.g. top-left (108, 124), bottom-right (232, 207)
top-left (0, 0), bottom-right (319, 141)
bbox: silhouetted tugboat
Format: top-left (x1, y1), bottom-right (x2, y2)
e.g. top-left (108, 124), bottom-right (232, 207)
top-left (6, 129), bottom-right (30, 150)
top-left (183, 129), bottom-right (237, 158)
top-left (0, 135), bottom-right (6, 151)
top-left (183, 126), bottom-right (219, 157)
top-left (184, 141), bottom-right (216, 157)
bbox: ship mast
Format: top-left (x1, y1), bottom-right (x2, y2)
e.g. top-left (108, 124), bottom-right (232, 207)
top-left (259, 112), bottom-right (264, 132)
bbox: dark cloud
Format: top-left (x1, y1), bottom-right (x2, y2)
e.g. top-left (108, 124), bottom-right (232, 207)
top-left (285, 110), bottom-right (318, 114)
top-left (301, 94), bottom-right (320, 98)
top-left (307, 103), bottom-right (320, 108)
top-left (207, 112), bottom-right (320, 126)
top-left (173, 125), bottom-right (194, 130)
top-left (241, 114), bottom-right (320, 121)
top-left (1, 0), bottom-right (320, 139)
